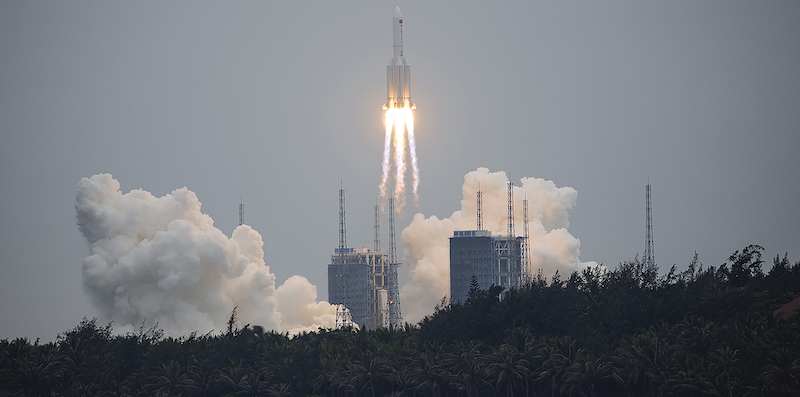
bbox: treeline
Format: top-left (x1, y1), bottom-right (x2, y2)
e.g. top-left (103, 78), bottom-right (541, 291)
top-left (420, 245), bottom-right (799, 344)
top-left (1, 245), bottom-right (799, 397)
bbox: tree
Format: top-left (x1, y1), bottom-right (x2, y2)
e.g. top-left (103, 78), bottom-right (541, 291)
top-left (347, 350), bottom-right (391, 397)
top-left (443, 340), bottom-right (488, 397)
top-left (727, 245), bottom-right (765, 287)
top-left (467, 275), bottom-right (481, 303)
top-left (486, 346), bottom-right (529, 396)
top-left (145, 361), bottom-right (198, 396)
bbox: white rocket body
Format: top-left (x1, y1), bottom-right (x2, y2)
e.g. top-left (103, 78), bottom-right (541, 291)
top-left (384, 7), bottom-right (415, 110)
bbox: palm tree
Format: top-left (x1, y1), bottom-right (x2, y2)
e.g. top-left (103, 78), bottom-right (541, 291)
top-left (537, 336), bottom-right (582, 397)
top-left (708, 346), bottom-right (741, 397)
top-left (268, 383), bottom-right (291, 397)
top-left (13, 356), bottom-right (61, 397)
top-left (761, 346), bottom-right (800, 395)
top-left (442, 340), bottom-right (488, 397)
top-left (313, 356), bottom-right (343, 397)
top-left (503, 328), bottom-right (541, 395)
top-left (410, 344), bottom-right (448, 397)
top-left (188, 357), bottom-right (219, 397)
top-left (217, 359), bottom-right (250, 395)
top-left (614, 329), bottom-right (680, 397)
top-left (389, 365), bottom-right (418, 396)
top-left (236, 369), bottom-right (273, 397)
top-left (486, 346), bottom-right (529, 397)
top-left (562, 355), bottom-right (622, 397)
top-left (347, 350), bottom-right (391, 397)
top-left (145, 361), bottom-right (198, 396)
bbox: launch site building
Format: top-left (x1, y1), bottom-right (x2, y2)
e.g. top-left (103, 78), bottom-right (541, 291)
top-left (328, 247), bottom-right (401, 329)
top-left (327, 187), bottom-right (402, 329)
top-left (450, 182), bottom-right (529, 303)
top-left (450, 230), bottom-right (524, 303)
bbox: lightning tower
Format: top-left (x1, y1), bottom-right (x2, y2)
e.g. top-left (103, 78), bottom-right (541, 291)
top-left (644, 178), bottom-right (654, 268)
top-left (238, 196), bottom-right (244, 226)
top-left (374, 201), bottom-right (381, 252)
top-left (507, 182), bottom-right (519, 285)
top-left (387, 194), bottom-right (402, 326)
top-left (476, 184), bottom-right (483, 231)
top-left (334, 185), bottom-right (351, 328)
top-left (523, 196), bottom-right (531, 284)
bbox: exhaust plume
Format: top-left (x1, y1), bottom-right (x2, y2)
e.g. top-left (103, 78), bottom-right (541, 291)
top-left (75, 174), bottom-right (335, 336)
top-left (379, 104), bottom-right (419, 213)
top-left (400, 168), bottom-right (599, 322)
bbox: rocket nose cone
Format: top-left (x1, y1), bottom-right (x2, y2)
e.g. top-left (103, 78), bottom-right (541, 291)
top-left (393, 6), bottom-right (402, 19)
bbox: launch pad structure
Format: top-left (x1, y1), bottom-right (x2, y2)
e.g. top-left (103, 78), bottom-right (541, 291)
top-left (449, 183), bottom-right (530, 303)
top-left (328, 188), bottom-right (402, 329)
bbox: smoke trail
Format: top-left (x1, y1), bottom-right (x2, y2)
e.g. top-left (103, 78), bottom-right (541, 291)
top-left (379, 108), bottom-right (394, 199)
top-left (393, 109), bottom-right (407, 212)
top-left (75, 174), bottom-right (336, 336)
top-left (405, 105), bottom-right (419, 204)
top-left (399, 168), bottom-right (599, 323)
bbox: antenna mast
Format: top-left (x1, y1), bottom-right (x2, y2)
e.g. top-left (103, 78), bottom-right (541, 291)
top-left (644, 178), bottom-right (654, 268)
top-left (507, 181), bottom-right (518, 286)
top-left (476, 183), bottom-right (483, 231)
top-left (507, 182), bottom-right (515, 238)
top-left (523, 196), bottom-right (530, 284)
top-left (239, 196), bottom-right (244, 226)
top-left (388, 194), bottom-right (396, 264)
top-left (388, 193), bottom-right (402, 326)
top-left (337, 184), bottom-right (349, 316)
top-left (339, 184), bottom-right (346, 253)
top-left (374, 200), bottom-right (381, 252)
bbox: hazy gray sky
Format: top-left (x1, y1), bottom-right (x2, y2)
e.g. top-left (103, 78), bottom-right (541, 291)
top-left (2, 1), bottom-right (799, 341)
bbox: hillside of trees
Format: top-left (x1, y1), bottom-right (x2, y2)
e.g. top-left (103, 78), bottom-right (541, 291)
top-left (2, 244), bottom-right (799, 396)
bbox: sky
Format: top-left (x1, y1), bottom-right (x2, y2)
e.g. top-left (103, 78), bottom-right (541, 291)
top-left (1, 1), bottom-right (799, 341)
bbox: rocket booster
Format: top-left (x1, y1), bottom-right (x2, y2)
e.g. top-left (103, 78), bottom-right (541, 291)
top-left (383, 7), bottom-right (415, 110)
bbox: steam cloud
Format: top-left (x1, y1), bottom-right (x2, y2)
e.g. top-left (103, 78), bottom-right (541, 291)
top-left (75, 174), bottom-right (335, 336)
top-left (400, 168), bottom-right (599, 322)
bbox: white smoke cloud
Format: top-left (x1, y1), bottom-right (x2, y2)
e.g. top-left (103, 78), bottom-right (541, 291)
top-left (400, 168), bottom-right (599, 323)
top-left (75, 174), bottom-right (335, 336)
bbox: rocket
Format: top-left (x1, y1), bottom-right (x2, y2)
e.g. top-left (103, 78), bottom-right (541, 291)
top-left (383, 7), bottom-right (415, 110)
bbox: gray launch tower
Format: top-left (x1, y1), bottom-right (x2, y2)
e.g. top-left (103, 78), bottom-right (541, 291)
top-left (327, 188), bottom-right (402, 329)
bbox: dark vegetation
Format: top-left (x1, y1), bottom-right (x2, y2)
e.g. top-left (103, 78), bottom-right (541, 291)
top-left (2, 245), bottom-right (799, 396)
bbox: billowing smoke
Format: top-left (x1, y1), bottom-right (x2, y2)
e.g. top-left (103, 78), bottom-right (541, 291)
top-left (75, 174), bottom-right (335, 336)
top-left (400, 168), bottom-right (599, 322)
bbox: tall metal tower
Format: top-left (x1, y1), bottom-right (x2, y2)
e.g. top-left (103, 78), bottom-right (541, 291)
top-left (374, 200), bottom-right (381, 252)
top-left (387, 194), bottom-right (402, 326)
top-left (507, 182), bottom-right (515, 239)
top-left (522, 196), bottom-right (531, 284)
top-left (388, 194), bottom-right (396, 265)
top-left (339, 185), bottom-right (347, 253)
top-left (336, 185), bottom-right (349, 315)
top-left (507, 182), bottom-right (517, 285)
top-left (239, 196), bottom-right (244, 226)
top-left (476, 184), bottom-right (483, 231)
top-left (644, 178), bottom-right (654, 268)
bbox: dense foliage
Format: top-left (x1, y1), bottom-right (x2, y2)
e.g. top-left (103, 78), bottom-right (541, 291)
top-left (2, 245), bottom-right (799, 396)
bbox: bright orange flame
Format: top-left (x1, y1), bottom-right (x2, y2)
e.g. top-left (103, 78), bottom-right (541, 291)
top-left (379, 103), bottom-right (418, 213)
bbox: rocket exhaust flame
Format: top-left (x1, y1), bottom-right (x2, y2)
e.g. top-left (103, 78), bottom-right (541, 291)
top-left (379, 7), bottom-right (419, 212)
top-left (393, 108), bottom-right (407, 211)
top-left (379, 103), bottom-right (417, 213)
top-left (380, 109), bottom-right (393, 199)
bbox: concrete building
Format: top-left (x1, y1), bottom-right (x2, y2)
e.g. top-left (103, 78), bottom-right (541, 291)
top-left (328, 247), bottom-right (401, 329)
top-left (450, 230), bottom-right (523, 303)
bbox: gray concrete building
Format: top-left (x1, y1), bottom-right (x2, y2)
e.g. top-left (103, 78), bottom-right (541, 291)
top-left (450, 230), bottom-right (523, 303)
top-left (328, 247), bottom-right (401, 329)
